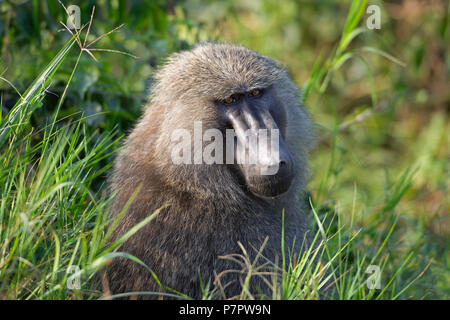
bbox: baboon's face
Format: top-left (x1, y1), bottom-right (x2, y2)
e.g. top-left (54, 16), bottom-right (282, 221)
top-left (214, 86), bottom-right (295, 198)
top-left (155, 44), bottom-right (299, 198)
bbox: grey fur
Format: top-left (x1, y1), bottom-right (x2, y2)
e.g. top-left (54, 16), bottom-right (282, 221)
top-left (104, 42), bottom-right (315, 299)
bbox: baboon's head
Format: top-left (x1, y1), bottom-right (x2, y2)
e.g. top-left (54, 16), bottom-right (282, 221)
top-left (147, 43), bottom-right (312, 199)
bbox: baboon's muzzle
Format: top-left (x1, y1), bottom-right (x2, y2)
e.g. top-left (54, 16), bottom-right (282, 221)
top-left (224, 102), bottom-right (295, 198)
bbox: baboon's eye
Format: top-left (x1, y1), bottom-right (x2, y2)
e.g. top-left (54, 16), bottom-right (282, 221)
top-left (223, 94), bottom-right (239, 104)
top-left (249, 89), bottom-right (261, 97)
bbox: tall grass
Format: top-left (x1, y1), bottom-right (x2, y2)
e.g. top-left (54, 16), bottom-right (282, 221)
top-left (0, 36), bottom-right (158, 299)
top-left (0, 0), bottom-right (435, 300)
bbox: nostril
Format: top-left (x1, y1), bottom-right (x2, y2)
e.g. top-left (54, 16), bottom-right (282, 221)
top-left (277, 160), bottom-right (291, 175)
top-left (279, 161), bottom-right (289, 172)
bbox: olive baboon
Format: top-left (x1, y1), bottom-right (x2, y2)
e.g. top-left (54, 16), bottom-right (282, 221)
top-left (105, 43), bottom-right (315, 299)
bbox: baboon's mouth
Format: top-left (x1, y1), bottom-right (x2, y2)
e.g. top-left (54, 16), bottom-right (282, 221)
top-left (246, 168), bottom-right (295, 198)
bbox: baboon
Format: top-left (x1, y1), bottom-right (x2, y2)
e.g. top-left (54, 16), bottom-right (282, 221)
top-left (105, 42), bottom-right (315, 299)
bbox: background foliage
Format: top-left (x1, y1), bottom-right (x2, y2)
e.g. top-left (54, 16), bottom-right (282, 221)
top-left (0, 0), bottom-right (448, 299)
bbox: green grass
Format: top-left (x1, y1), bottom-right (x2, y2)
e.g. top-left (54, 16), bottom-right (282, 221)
top-left (0, 36), bottom-right (159, 299)
top-left (0, 0), bottom-right (448, 299)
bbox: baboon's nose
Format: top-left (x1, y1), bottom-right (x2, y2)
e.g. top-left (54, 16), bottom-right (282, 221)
top-left (245, 158), bottom-right (295, 197)
top-left (224, 101), bottom-right (295, 197)
top-left (278, 160), bottom-right (289, 175)
top-left (256, 151), bottom-right (293, 177)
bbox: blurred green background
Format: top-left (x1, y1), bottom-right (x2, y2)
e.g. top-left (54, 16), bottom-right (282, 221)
top-left (0, 0), bottom-right (448, 298)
